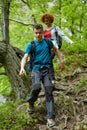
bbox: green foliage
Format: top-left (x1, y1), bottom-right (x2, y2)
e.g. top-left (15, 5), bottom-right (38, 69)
top-left (0, 101), bottom-right (38, 130)
top-left (0, 0), bottom-right (87, 129)
top-left (0, 102), bottom-right (15, 130)
top-left (0, 0), bottom-right (87, 99)
top-left (74, 76), bottom-right (87, 95)
top-left (57, 92), bottom-right (74, 116)
top-left (8, 0), bottom-right (87, 52)
top-left (0, 67), bottom-right (11, 96)
top-left (0, 76), bottom-right (11, 96)
top-left (9, 22), bottom-right (33, 50)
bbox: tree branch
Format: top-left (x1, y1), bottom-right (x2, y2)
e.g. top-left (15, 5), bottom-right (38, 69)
top-left (21, 0), bottom-right (31, 9)
top-left (20, 0), bottom-right (37, 24)
top-left (12, 46), bottom-right (24, 59)
top-left (21, 0), bottom-right (27, 4)
top-left (9, 18), bottom-right (34, 26)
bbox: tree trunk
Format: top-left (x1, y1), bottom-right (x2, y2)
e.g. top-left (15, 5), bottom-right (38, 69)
top-left (0, 0), bottom-right (31, 99)
top-left (0, 42), bottom-right (31, 99)
top-left (58, 0), bottom-right (62, 28)
top-left (1, 0), bottom-right (10, 43)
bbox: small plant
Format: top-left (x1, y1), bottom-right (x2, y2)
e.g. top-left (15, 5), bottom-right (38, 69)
top-left (74, 76), bottom-right (87, 95)
top-left (0, 101), bottom-right (38, 130)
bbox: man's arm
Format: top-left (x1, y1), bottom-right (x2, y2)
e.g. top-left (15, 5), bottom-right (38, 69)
top-left (19, 53), bottom-right (29, 77)
top-left (53, 46), bottom-right (64, 71)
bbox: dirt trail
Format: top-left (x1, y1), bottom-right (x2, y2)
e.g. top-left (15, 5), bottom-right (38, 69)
top-left (21, 67), bottom-right (87, 130)
top-left (35, 68), bottom-right (87, 130)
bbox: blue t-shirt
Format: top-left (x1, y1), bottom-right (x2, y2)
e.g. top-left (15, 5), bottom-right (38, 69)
top-left (25, 38), bottom-right (54, 70)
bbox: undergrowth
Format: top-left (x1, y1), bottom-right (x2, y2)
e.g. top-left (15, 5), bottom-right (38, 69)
top-left (0, 101), bottom-right (38, 130)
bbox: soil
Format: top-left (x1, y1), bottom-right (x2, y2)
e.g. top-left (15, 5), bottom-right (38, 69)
top-left (20, 64), bottom-right (87, 130)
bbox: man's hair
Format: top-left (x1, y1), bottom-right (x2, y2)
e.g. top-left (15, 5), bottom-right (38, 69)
top-left (33, 24), bottom-right (43, 30)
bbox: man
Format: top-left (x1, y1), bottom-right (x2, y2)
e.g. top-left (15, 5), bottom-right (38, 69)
top-left (19, 24), bottom-right (64, 128)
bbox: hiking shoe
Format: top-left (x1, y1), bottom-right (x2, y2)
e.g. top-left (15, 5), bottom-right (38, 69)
top-left (52, 80), bottom-right (55, 85)
top-left (27, 102), bottom-right (34, 114)
top-left (47, 119), bottom-right (56, 128)
top-left (52, 80), bottom-right (56, 91)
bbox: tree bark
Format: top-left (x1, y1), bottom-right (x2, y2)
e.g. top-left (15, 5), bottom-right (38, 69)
top-left (58, 0), bottom-right (62, 28)
top-left (1, 0), bottom-right (10, 43)
top-left (0, 0), bottom-right (31, 99)
top-left (0, 42), bottom-right (31, 99)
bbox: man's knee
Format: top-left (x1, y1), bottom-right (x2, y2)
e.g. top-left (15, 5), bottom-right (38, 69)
top-left (33, 84), bottom-right (41, 92)
top-left (45, 83), bottom-right (53, 92)
top-left (45, 85), bottom-right (53, 100)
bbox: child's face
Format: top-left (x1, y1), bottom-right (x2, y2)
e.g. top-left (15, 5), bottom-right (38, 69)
top-left (44, 18), bottom-right (51, 26)
top-left (33, 28), bottom-right (43, 42)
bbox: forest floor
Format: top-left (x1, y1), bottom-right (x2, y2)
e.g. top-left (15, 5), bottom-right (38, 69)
top-left (16, 52), bottom-right (87, 130)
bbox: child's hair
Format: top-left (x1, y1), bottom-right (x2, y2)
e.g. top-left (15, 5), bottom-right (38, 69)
top-left (41, 13), bottom-right (54, 23)
top-left (33, 24), bottom-right (43, 30)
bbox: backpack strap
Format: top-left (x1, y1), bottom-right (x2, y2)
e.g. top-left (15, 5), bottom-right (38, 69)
top-left (44, 38), bottom-right (51, 54)
top-left (44, 38), bottom-right (55, 59)
top-left (30, 41), bottom-right (36, 57)
top-left (29, 41), bottom-right (36, 69)
top-left (25, 41), bottom-right (35, 73)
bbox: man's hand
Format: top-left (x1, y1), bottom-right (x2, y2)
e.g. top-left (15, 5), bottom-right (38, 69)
top-left (59, 62), bottom-right (65, 71)
top-left (19, 54), bottom-right (28, 77)
top-left (19, 68), bottom-right (25, 77)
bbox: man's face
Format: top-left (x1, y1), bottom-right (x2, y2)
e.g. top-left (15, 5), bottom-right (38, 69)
top-left (33, 28), bottom-right (43, 42)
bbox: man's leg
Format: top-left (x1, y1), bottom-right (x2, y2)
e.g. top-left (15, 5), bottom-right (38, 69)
top-left (49, 63), bottom-right (55, 81)
top-left (27, 70), bottom-right (41, 113)
top-left (49, 63), bottom-right (56, 91)
top-left (42, 69), bottom-right (55, 127)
